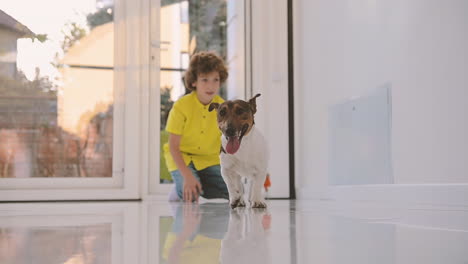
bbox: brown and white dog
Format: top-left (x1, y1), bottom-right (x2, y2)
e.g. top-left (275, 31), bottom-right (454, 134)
top-left (209, 94), bottom-right (268, 208)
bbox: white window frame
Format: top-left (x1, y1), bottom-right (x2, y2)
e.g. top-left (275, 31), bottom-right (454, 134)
top-left (146, 0), bottom-right (172, 199)
top-left (250, 0), bottom-right (290, 198)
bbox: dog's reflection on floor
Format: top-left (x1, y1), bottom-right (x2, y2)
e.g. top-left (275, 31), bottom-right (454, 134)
top-left (221, 207), bottom-right (271, 264)
top-left (164, 203), bottom-right (271, 264)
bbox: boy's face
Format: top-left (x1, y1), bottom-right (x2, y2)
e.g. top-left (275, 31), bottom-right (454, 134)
top-left (192, 71), bottom-right (221, 105)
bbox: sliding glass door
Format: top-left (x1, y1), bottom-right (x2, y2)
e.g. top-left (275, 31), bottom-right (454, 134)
top-left (0, 0), bottom-right (290, 200)
top-left (151, 0), bottom-right (250, 196)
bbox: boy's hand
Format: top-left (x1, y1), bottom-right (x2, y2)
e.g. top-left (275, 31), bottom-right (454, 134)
top-left (183, 173), bottom-right (202, 202)
top-left (182, 203), bottom-right (201, 234)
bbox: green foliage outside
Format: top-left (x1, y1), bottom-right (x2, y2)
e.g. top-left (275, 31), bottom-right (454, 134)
top-left (60, 22), bottom-right (87, 53)
top-left (0, 72), bottom-right (58, 129)
top-left (0, 71), bottom-right (57, 96)
top-left (58, 8), bottom-right (112, 56)
top-left (87, 8), bottom-right (113, 29)
top-left (160, 130), bottom-right (172, 182)
top-left (160, 86), bottom-right (173, 183)
top-left (160, 86), bottom-right (174, 129)
top-left (188, 0), bottom-right (227, 57)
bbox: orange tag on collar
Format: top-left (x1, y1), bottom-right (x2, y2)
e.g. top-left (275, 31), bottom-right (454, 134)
top-left (264, 174), bottom-right (271, 191)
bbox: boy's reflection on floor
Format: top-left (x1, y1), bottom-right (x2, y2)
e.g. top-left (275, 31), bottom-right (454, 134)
top-left (163, 202), bottom-right (271, 264)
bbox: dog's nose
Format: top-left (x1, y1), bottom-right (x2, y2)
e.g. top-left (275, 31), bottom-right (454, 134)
top-left (226, 126), bottom-right (236, 137)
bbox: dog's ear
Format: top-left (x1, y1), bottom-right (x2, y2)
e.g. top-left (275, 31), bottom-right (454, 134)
top-left (208, 102), bottom-right (220, 112)
top-left (248, 93), bottom-right (261, 114)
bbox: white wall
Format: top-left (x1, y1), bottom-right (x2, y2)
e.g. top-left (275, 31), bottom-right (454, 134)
top-left (294, 0), bottom-right (468, 197)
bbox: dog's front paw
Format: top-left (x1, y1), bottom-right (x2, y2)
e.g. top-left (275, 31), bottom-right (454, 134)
top-left (230, 198), bottom-right (246, 209)
top-left (251, 200), bottom-right (267, 208)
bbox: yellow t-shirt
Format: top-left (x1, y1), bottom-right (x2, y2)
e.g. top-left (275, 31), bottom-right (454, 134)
top-left (163, 92), bottom-right (224, 172)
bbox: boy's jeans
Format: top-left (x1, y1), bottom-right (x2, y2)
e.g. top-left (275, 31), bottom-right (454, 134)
top-left (170, 162), bottom-right (229, 200)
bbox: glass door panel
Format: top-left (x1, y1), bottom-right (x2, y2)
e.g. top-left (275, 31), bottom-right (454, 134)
top-left (158, 0), bottom-right (230, 186)
top-left (0, 0), bottom-right (116, 179)
top-left (0, 0), bottom-right (141, 200)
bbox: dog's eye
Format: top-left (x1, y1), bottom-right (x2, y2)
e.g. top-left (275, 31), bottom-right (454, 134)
top-left (220, 109), bottom-right (226, 116)
top-left (235, 108), bottom-right (245, 115)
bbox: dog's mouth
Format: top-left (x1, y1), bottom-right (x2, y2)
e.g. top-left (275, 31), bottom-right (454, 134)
top-left (225, 124), bottom-right (249, 154)
top-left (225, 136), bottom-right (240, 154)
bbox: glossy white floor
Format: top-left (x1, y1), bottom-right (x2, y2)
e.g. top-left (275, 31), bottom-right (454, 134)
top-left (1, 199), bottom-right (467, 264)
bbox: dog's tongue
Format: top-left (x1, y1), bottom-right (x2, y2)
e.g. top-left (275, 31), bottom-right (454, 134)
top-left (226, 137), bottom-right (240, 154)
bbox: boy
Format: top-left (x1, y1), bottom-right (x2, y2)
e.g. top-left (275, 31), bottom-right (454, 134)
top-left (164, 51), bottom-right (229, 202)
